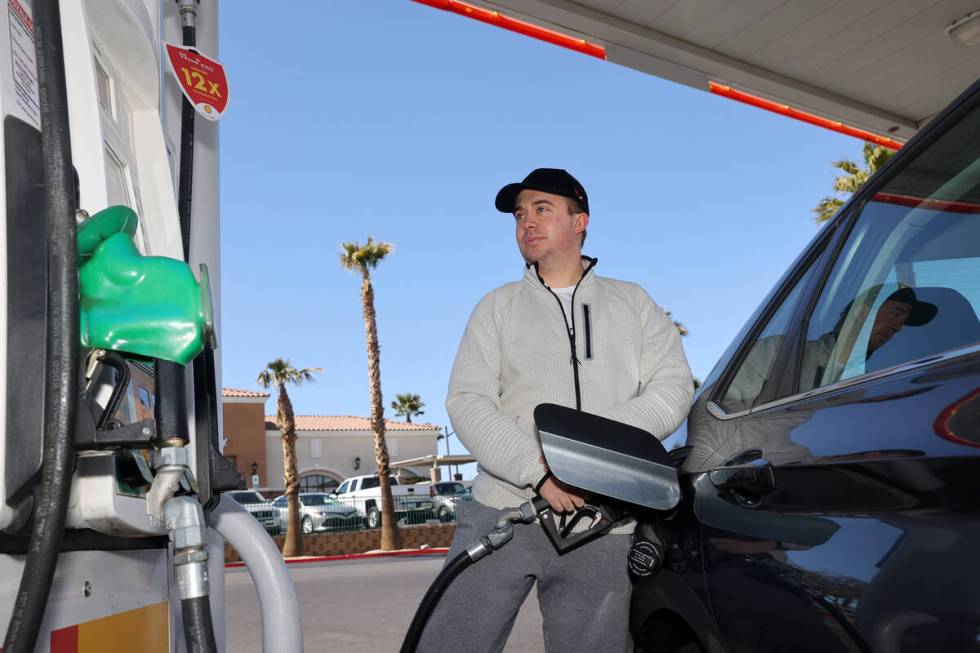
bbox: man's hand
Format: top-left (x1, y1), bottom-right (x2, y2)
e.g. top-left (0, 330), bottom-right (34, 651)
top-left (538, 475), bottom-right (586, 513)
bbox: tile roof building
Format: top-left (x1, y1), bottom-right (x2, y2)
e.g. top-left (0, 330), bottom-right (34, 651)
top-left (264, 415), bottom-right (441, 494)
top-left (221, 388), bottom-right (440, 495)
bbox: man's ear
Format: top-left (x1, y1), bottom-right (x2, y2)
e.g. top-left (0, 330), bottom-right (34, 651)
top-left (576, 212), bottom-right (590, 233)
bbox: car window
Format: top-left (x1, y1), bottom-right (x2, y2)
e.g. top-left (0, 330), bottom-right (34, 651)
top-left (273, 497), bottom-right (286, 507)
top-left (799, 108), bottom-right (980, 393)
top-left (717, 260), bottom-right (819, 413)
top-left (230, 491), bottom-right (265, 504)
top-left (361, 477), bottom-right (379, 490)
top-left (302, 495), bottom-right (329, 506)
top-left (337, 481), bottom-right (349, 494)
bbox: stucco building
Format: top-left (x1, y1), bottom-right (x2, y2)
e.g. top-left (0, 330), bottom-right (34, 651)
top-left (221, 388), bottom-right (441, 495)
top-left (221, 388), bottom-right (271, 487)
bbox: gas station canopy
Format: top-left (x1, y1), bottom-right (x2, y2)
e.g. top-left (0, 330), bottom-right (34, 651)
top-left (390, 454), bottom-right (477, 469)
top-left (418, 0), bottom-right (980, 145)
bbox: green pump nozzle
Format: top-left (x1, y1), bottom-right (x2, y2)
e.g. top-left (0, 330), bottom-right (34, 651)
top-left (78, 206), bottom-right (215, 365)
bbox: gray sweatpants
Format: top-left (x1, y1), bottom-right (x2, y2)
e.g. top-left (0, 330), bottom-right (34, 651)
top-left (417, 500), bottom-right (633, 653)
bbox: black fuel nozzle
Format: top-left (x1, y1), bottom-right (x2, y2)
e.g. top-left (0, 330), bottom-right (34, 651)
top-left (532, 495), bottom-right (629, 555)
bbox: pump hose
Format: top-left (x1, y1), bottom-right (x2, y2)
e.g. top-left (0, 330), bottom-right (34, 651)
top-left (181, 596), bottom-right (218, 653)
top-left (399, 550), bottom-right (474, 653)
top-left (177, 2), bottom-right (196, 258)
top-left (3, 0), bottom-right (79, 651)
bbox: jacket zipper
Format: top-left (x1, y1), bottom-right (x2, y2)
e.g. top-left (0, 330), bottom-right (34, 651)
top-left (535, 258), bottom-right (597, 411)
top-left (543, 287), bottom-right (581, 409)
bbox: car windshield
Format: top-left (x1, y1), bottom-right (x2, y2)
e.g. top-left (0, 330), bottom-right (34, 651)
top-left (360, 476), bottom-right (397, 490)
top-left (230, 492), bottom-right (265, 504)
top-left (300, 495), bottom-right (335, 506)
top-left (438, 483), bottom-right (467, 495)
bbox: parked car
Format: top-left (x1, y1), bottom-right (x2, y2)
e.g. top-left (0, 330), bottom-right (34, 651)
top-left (224, 490), bottom-right (277, 534)
top-left (631, 78), bottom-right (980, 653)
top-left (415, 481), bottom-right (472, 521)
top-left (333, 474), bottom-right (435, 528)
top-left (270, 492), bottom-right (361, 535)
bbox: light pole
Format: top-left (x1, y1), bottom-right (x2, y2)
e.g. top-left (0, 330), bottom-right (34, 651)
top-left (441, 426), bottom-right (454, 481)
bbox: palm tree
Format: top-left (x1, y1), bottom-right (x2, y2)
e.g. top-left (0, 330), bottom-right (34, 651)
top-left (666, 311), bottom-right (699, 389)
top-left (391, 393), bottom-right (425, 424)
top-left (257, 358), bottom-right (322, 557)
top-left (339, 237), bottom-right (401, 550)
top-left (665, 311), bottom-right (688, 337)
top-left (814, 142), bottom-right (895, 223)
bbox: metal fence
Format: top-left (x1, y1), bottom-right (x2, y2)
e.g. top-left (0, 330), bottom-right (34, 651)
top-left (229, 490), bottom-right (472, 536)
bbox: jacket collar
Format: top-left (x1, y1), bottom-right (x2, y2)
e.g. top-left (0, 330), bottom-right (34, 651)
top-left (523, 256), bottom-right (598, 290)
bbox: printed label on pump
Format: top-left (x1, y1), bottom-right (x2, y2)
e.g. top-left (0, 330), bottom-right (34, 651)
top-left (6, 0), bottom-right (39, 127)
top-left (164, 43), bottom-right (228, 121)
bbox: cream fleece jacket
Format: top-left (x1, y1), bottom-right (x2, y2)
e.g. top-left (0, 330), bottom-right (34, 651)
top-left (446, 257), bottom-right (694, 533)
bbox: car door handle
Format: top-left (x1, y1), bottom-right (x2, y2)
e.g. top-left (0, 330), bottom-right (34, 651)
top-left (709, 459), bottom-right (776, 499)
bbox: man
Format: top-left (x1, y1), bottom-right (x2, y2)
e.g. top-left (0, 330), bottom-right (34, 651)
top-left (419, 168), bottom-right (694, 652)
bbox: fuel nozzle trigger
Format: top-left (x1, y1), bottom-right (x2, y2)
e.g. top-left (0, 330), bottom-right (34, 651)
top-left (532, 496), bottom-right (627, 554)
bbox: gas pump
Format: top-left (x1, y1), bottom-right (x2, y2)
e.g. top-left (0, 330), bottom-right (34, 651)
top-left (0, 2), bottom-right (299, 652)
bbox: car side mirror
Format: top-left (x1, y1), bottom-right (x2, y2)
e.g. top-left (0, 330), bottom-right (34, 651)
top-left (534, 403), bottom-right (680, 511)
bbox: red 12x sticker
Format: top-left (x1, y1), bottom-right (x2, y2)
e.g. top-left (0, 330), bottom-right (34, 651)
top-left (165, 43), bottom-right (228, 121)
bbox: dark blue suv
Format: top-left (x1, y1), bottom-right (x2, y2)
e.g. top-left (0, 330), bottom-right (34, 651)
top-left (631, 77), bottom-right (980, 653)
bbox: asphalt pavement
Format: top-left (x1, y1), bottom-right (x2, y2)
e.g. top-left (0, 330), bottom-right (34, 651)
top-left (223, 554), bottom-right (546, 652)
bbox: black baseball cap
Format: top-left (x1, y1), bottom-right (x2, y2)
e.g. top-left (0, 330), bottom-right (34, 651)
top-left (495, 168), bottom-right (589, 215)
top-left (885, 287), bottom-right (937, 326)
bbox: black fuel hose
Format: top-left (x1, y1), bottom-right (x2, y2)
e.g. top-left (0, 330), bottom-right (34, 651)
top-left (177, 12), bottom-right (196, 258)
top-left (399, 550), bottom-right (473, 653)
top-left (173, 1), bottom-right (221, 512)
top-left (154, 0), bottom-right (199, 450)
top-left (401, 497), bottom-right (551, 652)
top-left (3, 0), bottom-right (79, 651)
top-left (154, 359), bottom-right (189, 445)
top-left (180, 596), bottom-right (218, 653)
top-left (172, 5), bottom-right (219, 652)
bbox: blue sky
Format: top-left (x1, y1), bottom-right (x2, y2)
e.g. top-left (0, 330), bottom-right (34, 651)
top-left (218, 1), bottom-right (863, 460)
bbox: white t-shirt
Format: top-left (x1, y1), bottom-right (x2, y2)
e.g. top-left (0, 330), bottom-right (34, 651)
top-left (552, 285), bottom-right (575, 332)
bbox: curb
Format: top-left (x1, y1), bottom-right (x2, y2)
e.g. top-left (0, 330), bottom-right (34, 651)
top-left (225, 547), bottom-right (449, 568)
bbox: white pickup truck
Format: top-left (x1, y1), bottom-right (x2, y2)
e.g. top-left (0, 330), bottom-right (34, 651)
top-left (333, 475), bottom-right (435, 529)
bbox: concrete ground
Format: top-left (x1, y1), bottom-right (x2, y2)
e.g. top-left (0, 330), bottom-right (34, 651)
top-left (223, 554), bottom-right (545, 652)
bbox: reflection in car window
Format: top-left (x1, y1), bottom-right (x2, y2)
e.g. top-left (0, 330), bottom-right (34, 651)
top-left (300, 495), bottom-right (333, 506)
top-left (231, 492), bottom-right (265, 504)
top-left (435, 483), bottom-right (465, 495)
top-left (800, 107), bottom-right (980, 393)
top-left (718, 261), bottom-right (817, 413)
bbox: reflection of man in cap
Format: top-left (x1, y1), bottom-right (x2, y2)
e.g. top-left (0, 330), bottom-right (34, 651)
top-left (865, 287), bottom-right (937, 356)
top-left (418, 168), bottom-right (694, 652)
top-left (809, 285), bottom-right (938, 390)
top-left (726, 285), bottom-right (939, 410)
